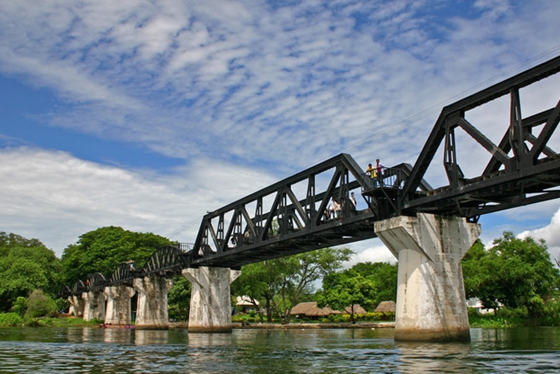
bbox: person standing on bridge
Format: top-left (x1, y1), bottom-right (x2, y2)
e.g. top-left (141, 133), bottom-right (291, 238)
top-left (350, 192), bottom-right (357, 210)
top-left (376, 159), bottom-right (385, 186)
top-left (334, 198), bottom-right (342, 218)
top-left (328, 198), bottom-right (337, 219)
top-left (366, 163), bottom-right (378, 187)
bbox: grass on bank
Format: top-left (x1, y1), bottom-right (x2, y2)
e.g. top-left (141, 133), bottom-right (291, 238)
top-left (0, 312), bottom-right (101, 328)
top-left (232, 310), bottom-right (396, 324)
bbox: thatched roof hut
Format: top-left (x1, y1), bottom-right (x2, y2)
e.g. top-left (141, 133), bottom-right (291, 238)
top-left (374, 301), bottom-right (396, 313)
top-left (291, 302), bottom-right (340, 317)
top-left (290, 302), bottom-right (316, 315)
top-left (343, 304), bottom-right (367, 314)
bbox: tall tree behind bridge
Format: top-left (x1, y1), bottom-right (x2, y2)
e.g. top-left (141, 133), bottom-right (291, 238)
top-left (0, 232), bottom-right (62, 312)
top-left (60, 226), bottom-right (174, 285)
top-left (462, 232), bottom-right (560, 319)
top-left (350, 262), bottom-right (398, 307)
top-left (316, 269), bottom-right (377, 323)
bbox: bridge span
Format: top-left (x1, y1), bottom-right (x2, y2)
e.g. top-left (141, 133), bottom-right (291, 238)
top-left (62, 55), bottom-right (560, 341)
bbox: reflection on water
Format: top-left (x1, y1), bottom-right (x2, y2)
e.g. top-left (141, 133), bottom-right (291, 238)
top-left (0, 327), bottom-right (559, 373)
top-left (396, 341), bottom-right (472, 373)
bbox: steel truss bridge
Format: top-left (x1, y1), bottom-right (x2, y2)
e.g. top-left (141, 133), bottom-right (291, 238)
top-left (63, 55), bottom-right (560, 296)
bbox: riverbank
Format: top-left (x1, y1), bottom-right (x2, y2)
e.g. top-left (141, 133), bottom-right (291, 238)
top-left (168, 321), bottom-right (395, 329)
top-left (237, 322), bottom-right (396, 329)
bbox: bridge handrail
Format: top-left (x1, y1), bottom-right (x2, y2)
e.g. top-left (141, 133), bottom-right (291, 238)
top-left (361, 163), bottom-right (432, 192)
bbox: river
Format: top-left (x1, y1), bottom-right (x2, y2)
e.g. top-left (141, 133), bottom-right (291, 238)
top-left (0, 326), bottom-right (559, 373)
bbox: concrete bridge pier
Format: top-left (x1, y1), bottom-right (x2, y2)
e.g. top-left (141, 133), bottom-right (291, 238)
top-left (374, 213), bottom-right (480, 342)
top-left (133, 276), bottom-right (173, 330)
top-left (104, 285), bottom-right (136, 325)
top-left (82, 291), bottom-right (106, 321)
top-left (68, 295), bottom-right (85, 317)
top-left (183, 267), bottom-right (241, 333)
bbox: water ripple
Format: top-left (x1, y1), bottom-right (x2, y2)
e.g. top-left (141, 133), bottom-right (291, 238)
top-left (0, 327), bottom-right (559, 373)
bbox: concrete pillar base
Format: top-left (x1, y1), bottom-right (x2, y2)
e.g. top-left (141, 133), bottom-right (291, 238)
top-left (104, 285), bottom-right (136, 325)
top-left (183, 267), bottom-right (241, 333)
top-left (374, 213), bottom-right (480, 342)
top-left (68, 295), bottom-right (84, 317)
top-left (133, 276), bottom-right (173, 330)
top-left (82, 291), bottom-right (106, 321)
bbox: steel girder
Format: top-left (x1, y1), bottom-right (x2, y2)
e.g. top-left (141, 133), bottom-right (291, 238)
top-left (398, 55), bottom-right (560, 221)
top-left (61, 244), bottom-right (191, 296)
top-left (86, 273), bottom-right (106, 292)
top-left (188, 153), bottom-right (377, 269)
top-left (140, 245), bottom-right (190, 277)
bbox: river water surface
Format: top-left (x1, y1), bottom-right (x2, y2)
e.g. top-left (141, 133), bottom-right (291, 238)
top-left (0, 326), bottom-right (559, 373)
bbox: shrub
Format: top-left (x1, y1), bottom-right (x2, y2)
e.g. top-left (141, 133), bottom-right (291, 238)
top-left (0, 312), bottom-right (24, 327)
top-left (535, 299), bottom-right (560, 326)
top-left (11, 297), bottom-right (27, 317)
top-left (25, 290), bottom-right (57, 319)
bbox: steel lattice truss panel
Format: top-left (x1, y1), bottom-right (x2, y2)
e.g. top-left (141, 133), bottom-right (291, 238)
top-left (188, 154), bottom-right (380, 269)
top-left (400, 55), bottom-right (560, 220)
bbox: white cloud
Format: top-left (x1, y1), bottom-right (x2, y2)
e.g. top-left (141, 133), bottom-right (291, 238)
top-left (518, 207), bottom-right (560, 261)
top-left (345, 240), bottom-right (397, 268)
top-left (2, 0), bottom-right (558, 172)
top-left (0, 147), bottom-right (275, 256)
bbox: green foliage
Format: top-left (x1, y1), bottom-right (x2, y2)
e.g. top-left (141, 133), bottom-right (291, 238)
top-left (541, 299), bottom-right (560, 326)
top-left (168, 276), bottom-right (191, 321)
top-left (11, 297), bottom-right (27, 317)
top-left (326, 311), bottom-right (394, 323)
top-left (0, 232), bottom-right (45, 253)
top-left (0, 312), bottom-right (24, 327)
top-left (60, 226), bottom-right (174, 285)
top-left (350, 262), bottom-right (397, 307)
top-left (467, 307), bottom-right (526, 328)
top-left (462, 240), bottom-right (491, 302)
top-left (462, 232), bottom-right (560, 319)
top-left (55, 298), bottom-right (68, 313)
top-left (232, 260), bottom-right (280, 322)
top-left (0, 232), bottom-right (62, 312)
top-left (25, 290), bottom-right (58, 319)
top-left (233, 247), bottom-right (353, 324)
top-left (316, 269), bottom-right (377, 323)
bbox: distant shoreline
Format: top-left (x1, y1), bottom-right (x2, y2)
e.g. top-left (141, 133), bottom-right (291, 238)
top-left (234, 322), bottom-right (395, 329)
top-left (169, 321), bottom-right (395, 329)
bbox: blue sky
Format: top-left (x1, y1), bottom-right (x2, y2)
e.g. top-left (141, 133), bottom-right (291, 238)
top-left (1, 0), bottom-right (560, 264)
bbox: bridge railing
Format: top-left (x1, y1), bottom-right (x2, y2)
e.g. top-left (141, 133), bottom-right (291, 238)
top-left (361, 168), bottom-right (407, 190)
top-left (177, 242), bottom-right (193, 252)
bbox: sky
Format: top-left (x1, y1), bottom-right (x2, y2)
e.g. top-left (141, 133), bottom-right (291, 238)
top-left (1, 0), bottom-right (560, 266)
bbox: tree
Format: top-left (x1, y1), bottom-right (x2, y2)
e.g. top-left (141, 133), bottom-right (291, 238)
top-left (60, 226), bottom-right (174, 285)
top-left (231, 260), bottom-right (279, 322)
top-left (462, 239), bottom-right (502, 311)
top-left (462, 232), bottom-right (560, 318)
top-left (275, 247), bottom-right (353, 324)
top-left (168, 276), bottom-right (191, 321)
top-left (24, 290), bottom-right (58, 319)
top-left (0, 232), bottom-right (44, 254)
top-left (232, 247), bottom-right (353, 324)
top-left (0, 233), bottom-right (62, 312)
top-left (351, 261), bottom-right (397, 308)
top-left (316, 269), bottom-right (377, 323)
